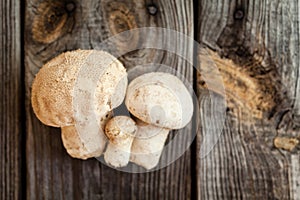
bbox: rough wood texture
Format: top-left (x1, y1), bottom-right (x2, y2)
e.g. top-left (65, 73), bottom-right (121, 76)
top-left (0, 0), bottom-right (295, 199)
top-left (25, 0), bottom-right (193, 199)
top-left (0, 0), bottom-right (22, 199)
top-left (197, 0), bottom-right (300, 199)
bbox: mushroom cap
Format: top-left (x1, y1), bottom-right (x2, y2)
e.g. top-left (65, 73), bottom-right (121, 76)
top-left (125, 72), bottom-right (193, 129)
top-left (105, 116), bottom-right (137, 145)
top-left (31, 49), bottom-right (127, 127)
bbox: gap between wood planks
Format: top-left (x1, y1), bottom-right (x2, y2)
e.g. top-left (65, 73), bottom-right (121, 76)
top-left (20, 0), bottom-right (27, 198)
top-left (191, 0), bottom-right (200, 199)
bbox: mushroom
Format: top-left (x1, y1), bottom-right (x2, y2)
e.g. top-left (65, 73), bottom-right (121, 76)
top-left (31, 50), bottom-right (128, 159)
top-left (125, 72), bottom-right (193, 169)
top-left (104, 116), bottom-right (137, 167)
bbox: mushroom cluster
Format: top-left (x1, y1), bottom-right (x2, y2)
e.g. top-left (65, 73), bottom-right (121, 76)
top-left (31, 50), bottom-right (193, 170)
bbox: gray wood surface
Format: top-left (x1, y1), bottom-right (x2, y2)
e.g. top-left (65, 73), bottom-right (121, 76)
top-left (0, 0), bottom-right (299, 199)
top-left (0, 0), bottom-right (22, 199)
top-left (25, 0), bottom-right (194, 199)
top-left (196, 0), bottom-right (300, 199)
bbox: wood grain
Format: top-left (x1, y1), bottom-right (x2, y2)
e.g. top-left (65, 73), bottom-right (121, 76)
top-left (196, 0), bottom-right (300, 199)
top-left (0, 0), bottom-right (22, 199)
top-left (25, 0), bottom-right (194, 199)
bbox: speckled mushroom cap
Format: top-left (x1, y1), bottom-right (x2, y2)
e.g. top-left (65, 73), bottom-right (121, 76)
top-left (104, 116), bottom-right (137, 145)
top-left (104, 116), bottom-right (137, 167)
top-left (125, 72), bottom-right (193, 129)
top-left (31, 49), bottom-right (127, 127)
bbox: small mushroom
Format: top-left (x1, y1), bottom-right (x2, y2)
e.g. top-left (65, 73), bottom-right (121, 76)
top-left (125, 72), bottom-right (193, 169)
top-left (104, 116), bottom-right (137, 167)
top-left (31, 50), bottom-right (128, 159)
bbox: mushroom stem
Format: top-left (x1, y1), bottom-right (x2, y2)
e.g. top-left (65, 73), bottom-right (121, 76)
top-left (61, 125), bottom-right (107, 159)
top-left (130, 120), bottom-right (170, 170)
top-left (104, 143), bottom-right (132, 167)
top-left (104, 116), bottom-right (137, 167)
top-left (61, 111), bottom-right (112, 160)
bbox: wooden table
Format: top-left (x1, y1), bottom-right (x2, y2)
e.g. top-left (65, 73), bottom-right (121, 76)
top-left (1, 0), bottom-right (300, 199)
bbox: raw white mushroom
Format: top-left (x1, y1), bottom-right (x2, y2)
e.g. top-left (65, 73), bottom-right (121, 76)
top-left (130, 120), bottom-right (169, 169)
top-left (125, 72), bottom-right (193, 129)
top-left (125, 72), bottom-right (193, 169)
top-left (32, 50), bottom-right (127, 127)
top-left (31, 50), bottom-right (128, 159)
top-left (104, 116), bottom-right (137, 167)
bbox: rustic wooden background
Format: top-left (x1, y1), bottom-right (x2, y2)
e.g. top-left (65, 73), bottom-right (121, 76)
top-left (1, 0), bottom-right (300, 199)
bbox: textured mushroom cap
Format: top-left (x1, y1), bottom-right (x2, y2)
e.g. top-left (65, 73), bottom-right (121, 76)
top-left (125, 72), bottom-right (193, 129)
top-left (104, 116), bottom-right (137, 145)
top-left (61, 125), bottom-right (107, 160)
top-left (31, 49), bottom-right (127, 127)
top-left (130, 120), bottom-right (169, 170)
top-left (104, 116), bottom-right (137, 167)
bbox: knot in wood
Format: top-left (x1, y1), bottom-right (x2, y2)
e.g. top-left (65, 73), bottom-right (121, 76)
top-left (234, 9), bottom-right (244, 20)
top-left (198, 49), bottom-right (276, 119)
top-left (108, 5), bottom-right (137, 35)
top-left (65, 2), bottom-right (76, 13)
top-left (111, 14), bottom-right (130, 34)
top-left (106, 3), bottom-right (139, 50)
top-left (32, 2), bottom-right (74, 44)
top-left (147, 4), bottom-right (158, 15)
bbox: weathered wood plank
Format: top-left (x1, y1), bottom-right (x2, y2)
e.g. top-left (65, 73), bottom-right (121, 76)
top-left (290, 154), bottom-right (300, 199)
top-left (25, 0), bottom-right (194, 199)
top-left (196, 0), bottom-right (300, 199)
top-left (0, 0), bottom-right (22, 199)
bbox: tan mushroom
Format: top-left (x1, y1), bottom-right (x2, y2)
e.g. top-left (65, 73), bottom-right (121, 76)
top-left (104, 116), bottom-right (137, 167)
top-left (31, 49), bottom-right (127, 127)
top-left (31, 50), bottom-right (128, 159)
top-left (125, 72), bottom-right (193, 169)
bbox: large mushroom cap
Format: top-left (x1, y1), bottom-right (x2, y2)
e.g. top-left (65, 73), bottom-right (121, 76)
top-left (125, 72), bottom-right (193, 129)
top-left (31, 50), bottom-right (127, 127)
